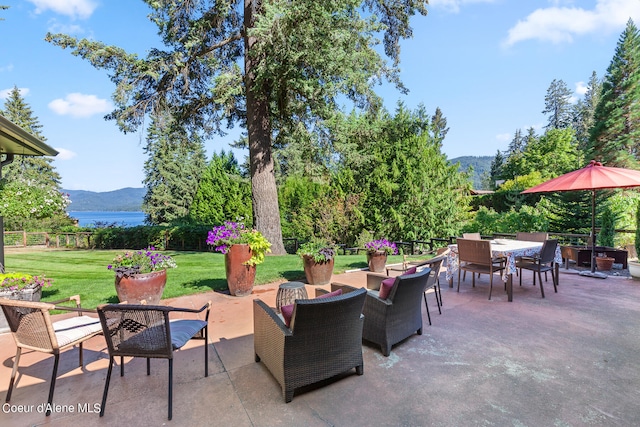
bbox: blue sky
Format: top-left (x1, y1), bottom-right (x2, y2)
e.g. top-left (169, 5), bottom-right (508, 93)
top-left (1, 0), bottom-right (639, 192)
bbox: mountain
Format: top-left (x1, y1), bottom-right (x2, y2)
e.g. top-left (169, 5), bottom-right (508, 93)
top-left (64, 187), bottom-right (145, 212)
top-left (450, 156), bottom-right (493, 190)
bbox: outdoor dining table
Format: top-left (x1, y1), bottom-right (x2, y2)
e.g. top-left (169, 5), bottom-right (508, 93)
top-left (445, 239), bottom-right (563, 302)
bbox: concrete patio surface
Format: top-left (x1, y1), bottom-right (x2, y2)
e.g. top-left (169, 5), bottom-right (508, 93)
top-left (1, 268), bottom-right (640, 426)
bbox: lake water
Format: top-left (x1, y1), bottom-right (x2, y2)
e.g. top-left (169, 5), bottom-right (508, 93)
top-left (67, 211), bottom-right (146, 227)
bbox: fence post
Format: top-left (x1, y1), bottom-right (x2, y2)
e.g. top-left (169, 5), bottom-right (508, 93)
top-left (22, 230), bottom-right (27, 247)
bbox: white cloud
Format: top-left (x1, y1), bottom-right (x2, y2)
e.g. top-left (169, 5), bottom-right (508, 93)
top-left (53, 147), bottom-right (77, 160)
top-left (429, 0), bottom-right (496, 14)
top-left (0, 64), bottom-right (14, 73)
top-left (575, 81), bottom-right (588, 96)
top-left (503, 0), bottom-right (640, 47)
top-left (48, 93), bottom-right (111, 118)
top-left (496, 133), bottom-right (512, 142)
top-left (0, 87), bottom-right (30, 99)
top-left (27, 0), bottom-right (98, 20)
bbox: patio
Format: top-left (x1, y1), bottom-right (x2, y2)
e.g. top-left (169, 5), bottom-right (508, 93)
top-left (1, 268), bottom-right (639, 426)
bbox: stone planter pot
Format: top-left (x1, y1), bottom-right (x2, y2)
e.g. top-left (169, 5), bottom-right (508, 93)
top-left (225, 244), bottom-right (256, 296)
top-left (595, 257), bottom-right (615, 272)
top-left (0, 286), bottom-right (42, 334)
top-left (115, 269), bottom-right (167, 305)
top-left (628, 260), bottom-right (640, 280)
top-left (302, 256), bottom-right (334, 286)
top-left (367, 251), bottom-right (388, 273)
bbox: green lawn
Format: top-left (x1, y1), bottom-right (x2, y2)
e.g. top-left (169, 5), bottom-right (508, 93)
top-left (4, 249), bottom-right (408, 309)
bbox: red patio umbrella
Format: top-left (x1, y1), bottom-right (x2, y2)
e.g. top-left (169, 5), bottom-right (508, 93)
top-left (521, 160), bottom-right (640, 277)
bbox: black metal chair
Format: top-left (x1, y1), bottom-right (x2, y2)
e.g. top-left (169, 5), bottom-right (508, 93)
top-left (97, 302), bottom-right (210, 420)
top-left (516, 239), bottom-right (559, 298)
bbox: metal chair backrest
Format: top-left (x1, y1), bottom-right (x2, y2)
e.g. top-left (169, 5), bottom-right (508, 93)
top-left (539, 239), bottom-right (558, 264)
top-left (516, 232), bottom-right (548, 242)
top-left (462, 233), bottom-right (481, 240)
top-left (457, 238), bottom-right (492, 267)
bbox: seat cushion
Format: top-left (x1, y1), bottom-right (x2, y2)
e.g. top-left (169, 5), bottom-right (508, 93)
top-left (53, 315), bottom-right (102, 348)
top-left (169, 319), bottom-right (207, 349)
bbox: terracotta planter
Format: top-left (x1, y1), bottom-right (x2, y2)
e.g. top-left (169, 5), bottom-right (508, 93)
top-left (595, 257), bottom-right (615, 271)
top-left (115, 269), bottom-right (167, 305)
top-left (0, 286), bottom-right (42, 333)
top-left (367, 251), bottom-right (388, 273)
top-left (225, 244), bottom-right (256, 296)
top-left (302, 256), bottom-right (334, 286)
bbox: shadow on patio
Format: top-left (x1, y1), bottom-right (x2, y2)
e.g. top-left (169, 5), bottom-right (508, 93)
top-left (1, 269), bottom-right (639, 426)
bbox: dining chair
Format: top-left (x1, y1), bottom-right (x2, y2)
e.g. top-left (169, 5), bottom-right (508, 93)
top-left (97, 302), bottom-right (210, 420)
top-left (462, 232), bottom-right (481, 240)
top-left (516, 239), bottom-right (559, 298)
top-left (0, 295), bottom-right (103, 416)
top-left (516, 232), bottom-right (549, 242)
top-left (456, 238), bottom-right (506, 300)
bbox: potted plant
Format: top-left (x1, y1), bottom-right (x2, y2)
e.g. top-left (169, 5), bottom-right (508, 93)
top-left (0, 272), bottom-right (53, 332)
top-left (108, 247), bottom-right (177, 304)
top-left (629, 200), bottom-right (640, 280)
top-left (207, 221), bottom-right (272, 296)
top-left (297, 240), bottom-right (337, 286)
top-left (365, 238), bottom-right (398, 273)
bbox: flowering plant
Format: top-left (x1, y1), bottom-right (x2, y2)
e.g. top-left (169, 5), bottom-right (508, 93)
top-left (365, 239), bottom-right (398, 255)
top-left (297, 240), bottom-right (337, 263)
top-left (107, 247), bottom-right (177, 279)
top-left (0, 272), bottom-right (53, 294)
top-left (207, 221), bottom-right (272, 266)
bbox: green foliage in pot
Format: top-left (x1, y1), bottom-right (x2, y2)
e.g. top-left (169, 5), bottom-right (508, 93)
top-left (297, 240), bottom-right (337, 263)
top-left (0, 272), bottom-right (53, 293)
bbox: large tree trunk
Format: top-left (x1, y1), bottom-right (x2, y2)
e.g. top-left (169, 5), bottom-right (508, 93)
top-left (244, 0), bottom-right (286, 255)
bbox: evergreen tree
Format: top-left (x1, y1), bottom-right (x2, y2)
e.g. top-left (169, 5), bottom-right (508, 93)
top-left (507, 129), bottom-right (524, 154)
top-left (572, 71), bottom-right (601, 154)
top-left (430, 107), bottom-right (449, 147)
top-left (46, 0), bottom-right (428, 254)
top-left (189, 151), bottom-right (252, 225)
top-left (488, 149), bottom-right (505, 189)
top-left (142, 113), bottom-right (206, 225)
top-left (1, 86), bottom-right (61, 186)
top-left (0, 87), bottom-right (70, 230)
top-left (543, 79), bottom-right (574, 130)
top-left (589, 19), bottom-right (640, 169)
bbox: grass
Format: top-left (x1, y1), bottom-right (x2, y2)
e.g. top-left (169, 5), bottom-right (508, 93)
top-left (4, 249), bottom-right (410, 309)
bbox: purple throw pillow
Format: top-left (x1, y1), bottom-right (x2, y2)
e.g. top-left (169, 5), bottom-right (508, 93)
top-left (316, 288), bottom-right (343, 299)
top-left (280, 303), bottom-right (294, 328)
top-left (379, 277), bottom-right (396, 299)
top-left (402, 266), bottom-right (417, 276)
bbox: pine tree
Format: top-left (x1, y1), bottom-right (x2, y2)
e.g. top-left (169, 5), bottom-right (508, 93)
top-left (46, 1), bottom-right (428, 254)
top-left (0, 87), bottom-right (69, 230)
top-left (589, 19), bottom-right (640, 168)
top-left (142, 113), bottom-right (206, 225)
top-left (543, 79), bottom-right (574, 130)
top-left (507, 129), bottom-right (524, 154)
top-left (488, 149), bottom-right (505, 189)
top-left (572, 71), bottom-right (601, 153)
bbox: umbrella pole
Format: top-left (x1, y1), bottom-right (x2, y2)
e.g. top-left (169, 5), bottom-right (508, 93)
top-left (591, 190), bottom-right (596, 274)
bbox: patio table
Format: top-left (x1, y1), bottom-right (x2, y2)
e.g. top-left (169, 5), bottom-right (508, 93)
top-left (445, 240), bottom-right (562, 302)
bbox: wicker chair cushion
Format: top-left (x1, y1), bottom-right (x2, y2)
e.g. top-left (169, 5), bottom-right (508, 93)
top-left (281, 288), bottom-right (343, 327)
top-left (53, 315), bottom-right (102, 348)
top-left (169, 319), bottom-right (208, 350)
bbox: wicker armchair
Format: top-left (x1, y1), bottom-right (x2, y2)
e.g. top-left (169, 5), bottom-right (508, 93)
top-left (97, 302), bottom-right (210, 420)
top-left (338, 267), bottom-right (430, 357)
top-left (516, 232), bottom-right (549, 242)
top-left (457, 238), bottom-right (506, 300)
top-left (0, 295), bottom-right (103, 416)
top-left (253, 287), bottom-right (367, 403)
